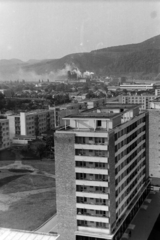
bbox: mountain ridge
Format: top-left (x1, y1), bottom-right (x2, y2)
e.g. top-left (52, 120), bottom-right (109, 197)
top-left (0, 34), bottom-right (160, 80)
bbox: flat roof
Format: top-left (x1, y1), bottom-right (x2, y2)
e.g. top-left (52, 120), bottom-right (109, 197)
top-left (66, 112), bottom-right (118, 119)
top-left (63, 103), bottom-right (139, 119)
top-left (0, 228), bottom-right (59, 240)
top-left (103, 103), bottom-right (140, 109)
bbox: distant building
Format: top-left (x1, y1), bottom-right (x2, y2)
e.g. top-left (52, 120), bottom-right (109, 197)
top-left (7, 109), bottom-right (56, 139)
top-left (0, 117), bottom-right (10, 150)
top-left (119, 83), bottom-right (154, 91)
top-left (119, 95), bottom-right (156, 110)
top-left (155, 87), bottom-right (160, 96)
top-left (55, 103), bottom-right (150, 240)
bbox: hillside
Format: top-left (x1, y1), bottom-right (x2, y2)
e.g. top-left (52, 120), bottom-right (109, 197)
top-left (0, 34), bottom-right (160, 80)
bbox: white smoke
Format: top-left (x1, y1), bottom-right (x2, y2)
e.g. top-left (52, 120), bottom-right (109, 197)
top-left (83, 71), bottom-right (94, 78)
top-left (0, 63), bottom-right (94, 82)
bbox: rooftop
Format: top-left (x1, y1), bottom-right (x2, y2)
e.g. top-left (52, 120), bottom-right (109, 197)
top-left (65, 111), bottom-right (118, 119)
top-left (64, 103), bottom-right (139, 119)
top-left (0, 228), bottom-right (59, 240)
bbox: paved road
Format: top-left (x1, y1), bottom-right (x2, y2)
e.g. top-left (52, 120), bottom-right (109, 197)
top-left (36, 214), bottom-right (58, 233)
top-left (122, 191), bottom-right (160, 240)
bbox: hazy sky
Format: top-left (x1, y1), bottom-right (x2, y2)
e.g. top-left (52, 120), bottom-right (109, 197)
top-left (0, 0), bottom-right (160, 61)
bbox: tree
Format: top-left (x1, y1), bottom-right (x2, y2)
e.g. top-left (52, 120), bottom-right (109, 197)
top-left (0, 93), bottom-right (5, 110)
top-left (28, 140), bottom-right (46, 159)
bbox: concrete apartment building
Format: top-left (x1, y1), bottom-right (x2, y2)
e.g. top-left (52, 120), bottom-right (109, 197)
top-left (54, 103), bottom-right (150, 240)
top-left (0, 118), bottom-right (10, 150)
top-left (119, 95), bottom-right (156, 110)
top-left (119, 83), bottom-right (154, 91)
top-left (7, 109), bottom-right (57, 139)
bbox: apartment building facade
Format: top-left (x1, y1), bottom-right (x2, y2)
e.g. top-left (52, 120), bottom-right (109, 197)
top-left (0, 118), bottom-right (10, 150)
top-left (119, 83), bottom-right (154, 91)
top-left (54, 103), bottom-right (150, 240)
top-left (119, 95), bottom-right (156, 110)
top-left (7, 109), bottom-right (56, 139)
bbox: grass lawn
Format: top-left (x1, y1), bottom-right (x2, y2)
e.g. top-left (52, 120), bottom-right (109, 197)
top-left (0, 160), bottom-right (56, 230)
top-left (1, 174), bottom-right (55, 194)
top-left (0, 190), bottom-right (56, 231)
top-left (23, 160), bottom-right (55, 175)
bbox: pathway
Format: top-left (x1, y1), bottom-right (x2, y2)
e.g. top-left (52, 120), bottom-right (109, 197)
top-left (122, 191), bottom-right (160, 240)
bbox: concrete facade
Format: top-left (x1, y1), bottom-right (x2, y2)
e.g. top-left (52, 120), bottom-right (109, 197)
top-left (119, 95), bottom-right (156, 110)
top-left (148, 110), bottom-right (160, 178)
top-left (55, 103), bottom-right (150, 240)
top-left (55, 133), bottom-right (77, 240)
top-left (0, 118), bottom-right (10, 150)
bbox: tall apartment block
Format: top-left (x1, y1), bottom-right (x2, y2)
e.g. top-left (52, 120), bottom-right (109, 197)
top-left (119, 95), bottom-right (156, 110)
top-left (0, 117), bottom-right (10, 150)
top-left (55, 103), bottom-right (150, 240)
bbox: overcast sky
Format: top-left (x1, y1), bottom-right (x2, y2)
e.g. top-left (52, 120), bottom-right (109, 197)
top-left (0, 0), bottom-right (159, 61)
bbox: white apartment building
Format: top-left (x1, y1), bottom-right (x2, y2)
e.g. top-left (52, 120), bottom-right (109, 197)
top-left (0, 118), bottom-right (10, 150)
top-left (119, 83), bottom-right (154, 90)
top-left (7, 109), bottom-right (56, 139)
top-left (119, 95), bottom-right (156, 110)
top-left (55, 103), bottom-right (150, 240)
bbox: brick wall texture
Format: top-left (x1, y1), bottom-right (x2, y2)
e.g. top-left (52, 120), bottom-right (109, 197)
top-left (148, 110), bottom-right (160, 178)
top-left (108, 131), bottom-right (116, 230)
top-left (54, 132), bottom-right (76, 240)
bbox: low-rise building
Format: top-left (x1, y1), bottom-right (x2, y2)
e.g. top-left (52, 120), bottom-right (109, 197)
top-left (119, 95), bottom-right (156, 110)
top-left (119, 83), bottom-right (154, 90)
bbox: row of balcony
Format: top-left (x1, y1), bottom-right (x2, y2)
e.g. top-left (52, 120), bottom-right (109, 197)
top-left (76, 173), bottom-right (108, 182)
top-left (75, 149), bottom-right (109, 158)
top-left (77, 220), bottom-right (110, 231)
top-left (76, 185), bottom-right (109, 194)
top-left (75, 137), bottom-right (108, 145)
top-left (77, 208), bottom-right (110, 218)
top-left (76, 161), bottom-right (108, 169)
top-left (77, 196), bottom-right (109, 206)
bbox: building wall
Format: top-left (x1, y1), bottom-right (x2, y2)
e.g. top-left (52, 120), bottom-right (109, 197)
top-left (145, 112), bottom-right (149, 179)
top-left (7, 116), bottom-right (16, 139)
top-left (55, 132), bottom-right (77, 240)
top-left (119, 95), bottom-right (156, 110)
top-left (20, 113), bottom-right (27, 135)
top-left (108, 131), bottom-right (116, 230)
top-left (0, 119), bottom-right (10, 150)
top-left (148, 110), bottom-right (160, 178)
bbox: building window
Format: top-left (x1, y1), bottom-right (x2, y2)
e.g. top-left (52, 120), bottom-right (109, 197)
top-left (97, 120), bottom-right (102, 127)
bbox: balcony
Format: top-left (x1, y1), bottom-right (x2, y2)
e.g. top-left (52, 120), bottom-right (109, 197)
top-left (75, 167), bottom-right (108, 175)
top-left (75, 144), bottom-right (108, 151)
top-left (75, 155), bottom-right (108, 163)
top-left (76, 226), bottom-right (111, 235)
top-left (75, 149), bottom-right (109, 158)
top-left (76, 203), bottom-right (109, 211)
top-left (76, 180), bottom-right (108, 187)
top-left (77, 214), bottom-right (109, 223)
top-left (76, 192), bottom-right (109, 199)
